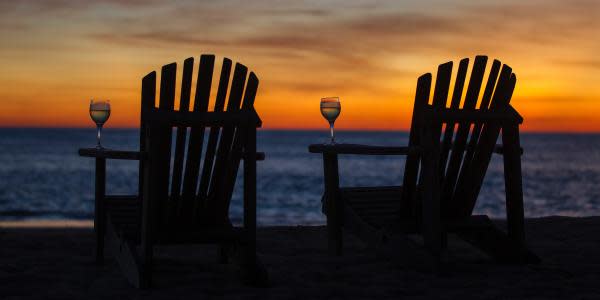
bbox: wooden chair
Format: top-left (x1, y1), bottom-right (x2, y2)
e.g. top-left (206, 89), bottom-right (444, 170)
top-left (79, 55), bottom-right (267, 288)
top-left (309, 55), bottom-right (540, 264)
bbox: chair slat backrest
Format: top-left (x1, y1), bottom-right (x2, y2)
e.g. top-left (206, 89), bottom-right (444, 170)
top-left (454, 66), bottom-right (516, 218)
top-left (403, 56), bottom-right (517, 221)
top-left (400, 73), bottom-right (431, 217)
top-left (170, 57), bottom-right (194, 221)
top-left (197, 59), bottom-right (232, 203)
top-left (439, 58), bottom-right (469, 181)
top-left (181, 55), bottom-right (213, 222)
top-left (217, 72), bottom-right (260, 220)
top-left (205, 63), bottom-right (248, 223)
top-left (140, 55), bottom-right (260, 231)
top-left (155, 63), bottom-right (176, 225)
top-left (440, 56), bottom-right (487, 212)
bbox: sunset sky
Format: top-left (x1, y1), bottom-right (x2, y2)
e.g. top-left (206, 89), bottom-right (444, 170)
top-left (0, 0), bottom-right (598, 131)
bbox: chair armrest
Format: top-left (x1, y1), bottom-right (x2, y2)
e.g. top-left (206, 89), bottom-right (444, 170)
top-left (493, 144), bottom-right (523, 155)
top-left (78, 148), bottom-right (146, 160)
top-left (243, 151), bottom-right (265, 161)
top-left (309, 143), bottom-right (420, 155)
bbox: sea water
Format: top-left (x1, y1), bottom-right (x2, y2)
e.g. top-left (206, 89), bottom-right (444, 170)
top-left (0, 128), bottom-right (599, 225)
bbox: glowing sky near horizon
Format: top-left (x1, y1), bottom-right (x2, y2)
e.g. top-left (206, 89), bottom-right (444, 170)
top-left (0, 0), bottom-right (598, 131)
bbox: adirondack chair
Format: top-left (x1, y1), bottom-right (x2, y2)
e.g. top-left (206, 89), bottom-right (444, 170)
top-left (79, 55), bottom-right (267, 288)
top-left (309, 56), bottom-right (539, 264)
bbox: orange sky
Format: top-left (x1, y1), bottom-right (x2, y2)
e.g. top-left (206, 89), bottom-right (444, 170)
top-left (0, 0), bottom-right (598, 132)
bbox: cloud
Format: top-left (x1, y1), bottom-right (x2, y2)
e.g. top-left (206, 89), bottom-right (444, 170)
top-left (89, 32), bottom-right (231, 48)
top-left (78, 0), bottom-right (598, 98)
top-left (80, 0), bottom-right (597, 59)
top-left (554, 59), bottom-right (600, 70)
top-left (0, 0), bottom-right (161, 12)
top-left (0, 0), bottom-right (598, 129)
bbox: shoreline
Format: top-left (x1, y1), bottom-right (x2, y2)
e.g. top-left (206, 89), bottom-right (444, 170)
top-left (0, 220), bottom-right (93, 228)
top-left (1, 215), bottom-right (596, 228)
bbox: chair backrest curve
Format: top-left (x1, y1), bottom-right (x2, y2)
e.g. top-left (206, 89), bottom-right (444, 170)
top-left (139, 55), bottom-right (260, 230)
top-left (402, 55), bottom-right (517, 220)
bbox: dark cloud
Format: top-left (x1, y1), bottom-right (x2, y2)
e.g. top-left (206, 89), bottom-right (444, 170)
top-left (555, 59), bottom-right (600, 70)
top-left (78, 0), bottom-right (597, 100)
top-left (82, 0), bottom-right (597, 59)
top-left (1, 0), bottom-right (160, 12)
top-left (256, 8), bottom-right (332, 17)
top-left (89, 32), bottom-right (232, 48)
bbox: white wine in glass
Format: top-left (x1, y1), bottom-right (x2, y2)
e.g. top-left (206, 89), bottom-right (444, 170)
top-left (89, 99), bottom-right (111, 149)
top-left (320, 97), bottom-right (341, 144)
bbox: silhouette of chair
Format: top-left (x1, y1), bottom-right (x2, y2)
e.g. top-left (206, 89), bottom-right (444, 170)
top-left (79, 55), bottom-right (266, 288)
top-left (310, 56), bottom-right (539, 264)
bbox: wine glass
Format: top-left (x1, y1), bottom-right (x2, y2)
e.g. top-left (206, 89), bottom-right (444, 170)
top-left (320, 97), bottom-right (341, 144)
top-left (89, 99), bottom-right (111, 149)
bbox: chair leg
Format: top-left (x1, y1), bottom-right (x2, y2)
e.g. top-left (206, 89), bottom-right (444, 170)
top-left (341, 204), bottom-right (386, 250)
top-left (420, 120), bottom-right (444, 263)
top-left (244, 254), bottom-right (268, 287)
top-left (502, 124), bottom-right (526, 246)
top-left (239, 127), bottom-right (267, 286)
top-left (441, 231), bottom-right (448, 250)
top-left (322, 153), bottom-right (342, 256)
top-left (140, 245), bottom-right (153, 289)
top-left (94, 157), bottom-right (106, 265)
top-left (218, 243), bottom-right (230, 264)
top-left (326, 199), bottom-right (343, 256)
top-left (95, 228), bottom-right (105, 265)
top-left (454, 215), bottom-right (540, 264)
top-left (227, 241), bottom-right (268, 287)
top-left (105, 217), bottom-right (145, 288)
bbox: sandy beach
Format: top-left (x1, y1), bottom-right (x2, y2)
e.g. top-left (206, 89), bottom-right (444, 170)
top-left (1, 217), bottom-right (599, 299)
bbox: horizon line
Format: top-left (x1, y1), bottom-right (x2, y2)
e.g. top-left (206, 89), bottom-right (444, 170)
top-left (2, 126), bottom-right (600, 134)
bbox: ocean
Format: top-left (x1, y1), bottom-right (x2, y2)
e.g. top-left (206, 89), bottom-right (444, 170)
top-left (0, 128), bottom-right (599, 225)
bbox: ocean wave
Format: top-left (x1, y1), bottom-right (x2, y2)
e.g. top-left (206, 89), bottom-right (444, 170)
top-left (1, 129), bottom-right (599, 224)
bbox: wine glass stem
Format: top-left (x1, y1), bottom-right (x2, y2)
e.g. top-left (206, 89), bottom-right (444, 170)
top-left (329, 122), bottom-right (335, 144)
top-left (96, 124), bottom-right (102, 149)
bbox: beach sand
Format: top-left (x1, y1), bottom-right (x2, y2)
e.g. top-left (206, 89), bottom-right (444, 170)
top-left (1, 217), bottom-right (599, 299)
